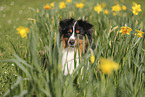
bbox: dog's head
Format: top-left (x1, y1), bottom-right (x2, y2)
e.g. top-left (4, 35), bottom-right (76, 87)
top-left (59, 18), bottom-right (94, 52)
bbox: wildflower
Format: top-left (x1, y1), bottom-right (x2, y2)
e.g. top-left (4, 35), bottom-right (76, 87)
top-left (135, 30), bottom-right (144, 37)
top-left (59, 1), bottom-right (66, 9)
top-left (76, 3), bottom-right (85, 8)
top-left (122, 5), bottom-right (127, 10)
top-left (50, 3), bottom-right (54, 7)
top-left (99, 58), bottom-right (119, 74)
top-left (66, 0), bottom-right (72, 3)
top-left (133, 2), bottom-right (137, 6)
top-left (101, 3), bottom-right (106, 8)
top-left (90, 54), bottom-right (95, 63)
top-left (132, 3), bottom-right (142, 15)
top-left (36, 8), bottom-right (39, 13)
top-left (113, 12), bottom-right (116, 16)
top-left (33, 19), bottom-right (36, 24)
top-left (112, 4), bottom-right (121, 12)
top-left (94, 4), bottom-right (103, 14)
top-left (44, 4), bottom-right (51, 10)
top-left (27, 18), bottom-right (36, 24)
top-left (119, 26), bottom-right (132, 36)
top-left (17, 26), bottom-right (29, 38)
top-left (104, 9), bottom-right (109, 15)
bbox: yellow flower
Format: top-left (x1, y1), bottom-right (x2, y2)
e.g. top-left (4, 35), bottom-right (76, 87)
top-left (37, 9), bottom-right (39, 13)
top-left (33, 19), bottom-right (36, 24)
top-left (101, 3), bottom-right (106, 8)
top-left (17, 26), bottom-right (29, 38)
top-left (113, 12), bottom-right (116, 16)
top-left (27, 18), bottom-right (36, 24)
top-left (104, 9), bottom-right (109, 15)
top-left (122, 5), bottom-right (127, 10)
top-left (44, 4), bottom-right (51, 10)
top-left (94, 4), bottom-right (103, 14)
top-left (90, 54), bottom-right (95, 63)
top-left (99, 58), bottom-right (119, 74)
top-left (119, 26), bottom-right (132, 36)
top-left (76, 3), bottom-right (85, 8)
top-left (66, 0), bottom-right (72, 3)
top-left (112, 4), bottom-right (121, 12)
top-left (133, 2), bottom-right (137, 6)
top-left (50, 3), bottom-right (54, 7)
top-left (135, 30), bottom-right (144, 37)
top-left (59, 2), bottom-right (66, 9)
top-left (132, 3), bottom-right (142, 15)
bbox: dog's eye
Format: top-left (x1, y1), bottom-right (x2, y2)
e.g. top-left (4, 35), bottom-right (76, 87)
top-left (76, 30), bottom-right (80, 34)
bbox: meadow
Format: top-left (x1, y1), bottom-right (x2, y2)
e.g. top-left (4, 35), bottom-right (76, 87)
top-left (0, 0), bottom-right (145, 96)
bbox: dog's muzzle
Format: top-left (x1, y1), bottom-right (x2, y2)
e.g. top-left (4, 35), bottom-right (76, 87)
top-left (68, 39), bottom-right (76, 47)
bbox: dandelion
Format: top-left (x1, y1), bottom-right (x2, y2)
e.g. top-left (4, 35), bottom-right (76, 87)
top-left (59, 1), bottom-right (66, 9)
top-left (119, 26), bottom-right (132, 36)
top-left (135, 30), bottom-right (144, 37)
top-left (112, 4), bottom-right (121, 12)
top-left (90, 54), bottom-right (95, 63)
top-left (104, 9), bottom-right (109, 15)
top-left (17, 26), bottom-right (29, 38)
top-left (99, 58), bottom-right (119, 74)
top-left (132, 3), bottom-right (142, 15)
top-left (44, 4), bottom-right (51, 10)
top-left (122, 5), bottom-right (127, 10)
top-left (76, 3), bottom-right (85, 8)
top-left (66, 0), bottom-right (72, 3)
top-left (94, 4), bottom-right (103, 14)
top-left (50, 3), bottom-right (54, 7)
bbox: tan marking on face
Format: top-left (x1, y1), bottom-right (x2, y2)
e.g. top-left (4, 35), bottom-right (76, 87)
top-left (69, 29), bottom-right (72, 33)
top-left (61, 35), bottom-right (69, 49)
top-left (61, 34), bottom-right (88, 55)
top-left (76, 38), bottom-right (88, 55)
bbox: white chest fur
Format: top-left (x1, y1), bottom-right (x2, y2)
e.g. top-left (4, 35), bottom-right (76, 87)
top-left (62, 48), bottom-right (79, 75)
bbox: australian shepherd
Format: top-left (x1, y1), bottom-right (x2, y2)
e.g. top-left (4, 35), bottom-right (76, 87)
top-left (59, 18), bottom-right (94, 75)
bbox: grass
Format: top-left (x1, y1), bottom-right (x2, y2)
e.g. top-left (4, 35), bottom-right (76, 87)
top-left (0, 0), bottom-right (55, 95)
top-left (0, 0), bottom-right (145, 96)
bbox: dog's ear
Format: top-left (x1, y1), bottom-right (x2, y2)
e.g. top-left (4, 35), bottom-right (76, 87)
top-left (59, 18), bottom-right (75, 30)
top-left (77, 20), bottom-right (93, 36)
top-left (77, 20), bottom-right (95, 50)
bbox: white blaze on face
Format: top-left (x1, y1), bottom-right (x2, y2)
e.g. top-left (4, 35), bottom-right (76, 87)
top-left (69, 21), bottom-right (77, 40)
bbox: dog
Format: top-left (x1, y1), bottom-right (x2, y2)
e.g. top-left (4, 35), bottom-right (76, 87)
top-left (59, 18), bottom-right (95, 75)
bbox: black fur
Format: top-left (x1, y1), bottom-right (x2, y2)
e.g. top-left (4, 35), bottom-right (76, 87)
top-left (59, 18), bottom-right (95, 49)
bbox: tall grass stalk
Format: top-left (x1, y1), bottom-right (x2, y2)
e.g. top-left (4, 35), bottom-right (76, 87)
top-left (1, 0), bottom-right (145, 96)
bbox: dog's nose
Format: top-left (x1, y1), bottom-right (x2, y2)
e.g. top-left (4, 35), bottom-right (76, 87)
top-left (69, 39), bottom-right (75, 45)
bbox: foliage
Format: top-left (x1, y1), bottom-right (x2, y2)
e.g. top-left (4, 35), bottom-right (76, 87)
top-left (1, 0), bottom-right (145, 97)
